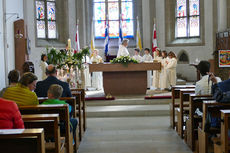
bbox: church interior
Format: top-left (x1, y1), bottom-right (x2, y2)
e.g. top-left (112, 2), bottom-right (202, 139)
top-left (1, 0), bottom-right (230, 153)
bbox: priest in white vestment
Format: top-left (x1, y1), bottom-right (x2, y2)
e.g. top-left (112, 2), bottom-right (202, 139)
top-left (132, 48), bottom-right (143, 63)
top-left (117, 39), bottom-right (130, 57)
top-left (152, 48), bottom-right (162, 89)
top-left (166, 51), bottom-right (177, 87)
top-left (142, 48), bottom-right (153, 88)
top-left (160, 51), bottom-right (169, 89)
top-left (91, 49), bottom-right (103, 90)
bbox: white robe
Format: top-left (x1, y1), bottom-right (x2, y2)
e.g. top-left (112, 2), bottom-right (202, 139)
top-left (152, 56), bottom-right (162, 89)
top-left (83, 56), bottom-right (91, 88)
top-left (160, 57), bottom-right (169, 89)
top-left (40, 61), bottom-right (48, 80)
top-left (91, 55), bottom-right (103, 90)
top-left (142, 54), bottom-right (153, 88)
top-left (166, 58), bottom-right (177, 86)
top-left (132, 55), bottom-right (143, 63)
top-left (117, 45), bottom-right (130, 57)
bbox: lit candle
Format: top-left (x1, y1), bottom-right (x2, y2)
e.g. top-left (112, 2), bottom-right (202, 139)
top-left (68, 38), bottom-right (71, 50)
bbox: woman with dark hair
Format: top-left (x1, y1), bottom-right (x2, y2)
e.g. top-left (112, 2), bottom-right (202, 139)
top-left (40, 54), bottom-right (48, 80)
top-left (160, 51), bottom-right (169, 89)
top-left (0, 70), bottom-right (20, 97)
top-left (166, 51), bottom-right (177, 87)
top-left (2, 72), bottom-right (39, 106)
top-left (152, 48), bottom-right (163, 90)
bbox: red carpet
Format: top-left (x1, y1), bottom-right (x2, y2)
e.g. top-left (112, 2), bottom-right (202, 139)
top-left (145, 95), bottom-right (172, 99)
top-left (85, 97), bottom-right (115, 101)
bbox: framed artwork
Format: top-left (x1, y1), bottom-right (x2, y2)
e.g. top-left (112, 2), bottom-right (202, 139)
top-left (219, 50), bottom-right (230, 67)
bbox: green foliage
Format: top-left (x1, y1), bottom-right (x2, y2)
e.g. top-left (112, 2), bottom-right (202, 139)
top-left (46, 46), bottom-right (90, 70)
top-left (110, 56), bottom-right (139, 67)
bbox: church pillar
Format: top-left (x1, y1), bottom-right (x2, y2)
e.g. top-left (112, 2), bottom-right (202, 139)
top-left (142, 0), bottom-right (151, 50)
top-left (217, 0), bottom-right (227, 32)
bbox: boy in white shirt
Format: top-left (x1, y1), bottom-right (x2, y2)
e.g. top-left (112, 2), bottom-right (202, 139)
top-left (142, 48), bottom-right (153, 62)
top-left (132, 48), bottom-right (142, 63)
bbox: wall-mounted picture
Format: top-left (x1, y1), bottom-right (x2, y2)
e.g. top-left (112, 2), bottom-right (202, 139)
top-left (219, 50), bottom-right (230, 67)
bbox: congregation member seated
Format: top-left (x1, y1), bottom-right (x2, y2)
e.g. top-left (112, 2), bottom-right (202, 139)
top-left (41, 84), bottom-right (78, 139)
top-left (2, 72), bottom-right (38, 106)
top-left (195, 61), bottom-right (221, 95)
top-left (22, 61), bottom-right (35, 74)
top-left (209, 71), bottom-right (230, 102)
top-left (132, 48), bottom-right (142, 63)
top-left (35, 64), bottom-right (72, 97)
top-left (0, 98), bottom-right (24, 129)
top-left (0, 69), bottom-right (20, 97)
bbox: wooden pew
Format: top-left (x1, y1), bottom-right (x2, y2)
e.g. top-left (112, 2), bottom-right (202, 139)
top-left (0, 128), bottom-right (45, 153)
top-left (38, 97), bottom-right (81, 145)
top-left (186, 94), bottom-right (213, 151)
top-left (71, 89), bottom-right (86, 131)
top-left (19, 104), bottom-right (73, 153)
top-left (22, 114), bottom-right (64, 153)
top-left (170, 85), bottom-right (195, 129)
top-left (198, 101), bottom-right (230, 153)
top-left (177, 88), bottom-right (195, 138)
top-left (213, 110), bottom-right (230, 153)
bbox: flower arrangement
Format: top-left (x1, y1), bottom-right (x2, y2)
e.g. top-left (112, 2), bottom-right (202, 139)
top-left (110, 56), bottom-right (138, 67)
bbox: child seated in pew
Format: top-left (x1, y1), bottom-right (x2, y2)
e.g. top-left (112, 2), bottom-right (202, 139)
top-left (41, 84), bottom-right (78, 141)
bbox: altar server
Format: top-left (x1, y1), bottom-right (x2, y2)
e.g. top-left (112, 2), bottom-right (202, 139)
top-left (142, 48), bottom-right (153, 62)
top-left (132, 48), bottom-right (143, 63)
top-left (166, 51), bottom-right (177, 87)
top-left (152, 48), bottom-right (163, 90)
top-left (91, 49), bottom-right (103, 90)
top-left (117, 39), bottom-right (130, 58)
top-left (160, 51), bottom-right (169, 90)
top-left (83, 55), bottom-right (92, 89)
top-left (142, 48), bottom-right (153, 88)
top-left (40, 54), bottom-right (48, 80)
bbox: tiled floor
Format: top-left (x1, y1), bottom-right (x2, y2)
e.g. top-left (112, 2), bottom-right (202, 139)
top-left (78, 117), bottom-right (192, 153)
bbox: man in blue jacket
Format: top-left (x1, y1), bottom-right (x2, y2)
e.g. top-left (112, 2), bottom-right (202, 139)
top-left (35, 64), bottom-right (72, 97)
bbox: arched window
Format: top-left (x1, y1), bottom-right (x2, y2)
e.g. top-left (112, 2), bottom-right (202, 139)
top-left (176, 0), bottom-right (200, 38)
top-left (35, 0), bottom-right (57, 39)
top-left (93, 0), bottom-right (134, 39)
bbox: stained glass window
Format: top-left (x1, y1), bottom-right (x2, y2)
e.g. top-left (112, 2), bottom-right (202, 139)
top-left (35, 0), bottom-right (57, 39)
top-left (176, 0), bottom-right (200, 38)
top-left (94, 0), bottom-right (134, 39)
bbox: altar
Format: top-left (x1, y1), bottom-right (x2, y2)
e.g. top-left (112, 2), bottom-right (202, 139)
top-left (89, 63), bottom-right (161, 95)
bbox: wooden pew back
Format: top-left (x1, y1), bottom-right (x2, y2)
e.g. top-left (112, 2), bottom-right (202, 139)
top-left (19, 104), bottom-right (73, 153)
top-left (0, 129), bottom-right (45, 153)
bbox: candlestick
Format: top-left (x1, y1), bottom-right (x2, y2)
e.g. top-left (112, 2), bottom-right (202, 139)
top-left (68, 38), bottom-right (71, 50)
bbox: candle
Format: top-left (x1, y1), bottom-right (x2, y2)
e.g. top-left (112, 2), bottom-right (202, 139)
top-left (68, 38), bottom-right (71, 50)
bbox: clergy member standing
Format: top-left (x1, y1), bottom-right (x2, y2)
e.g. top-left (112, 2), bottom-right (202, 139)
top-left (166, 51), bottom-right (177, 87)
top-left (117, 39), bottom-right (130, 57)
top-left (152, 48), bottom-right (162, 90)
top-left (132, 48), bottom-right (143, 63)
top-left (91, 49), bottom-right (103, 90)
top-left (160, 51), bottom-right (169, 90)
top-left (142, 48), bottom-right (153, 89)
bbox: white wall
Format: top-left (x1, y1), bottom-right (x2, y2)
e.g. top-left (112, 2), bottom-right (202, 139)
top-left (154, 0), bottom-right (215, 81)
top-left (5, 0), bottom-right (24, 73)
top-left (0, 0), bottom-right (6, 90)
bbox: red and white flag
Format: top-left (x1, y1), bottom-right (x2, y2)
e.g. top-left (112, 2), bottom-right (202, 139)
top-left (75, 20), bottom-right (80, 53)
top-left (152, 21), bottom-right (157, 54)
